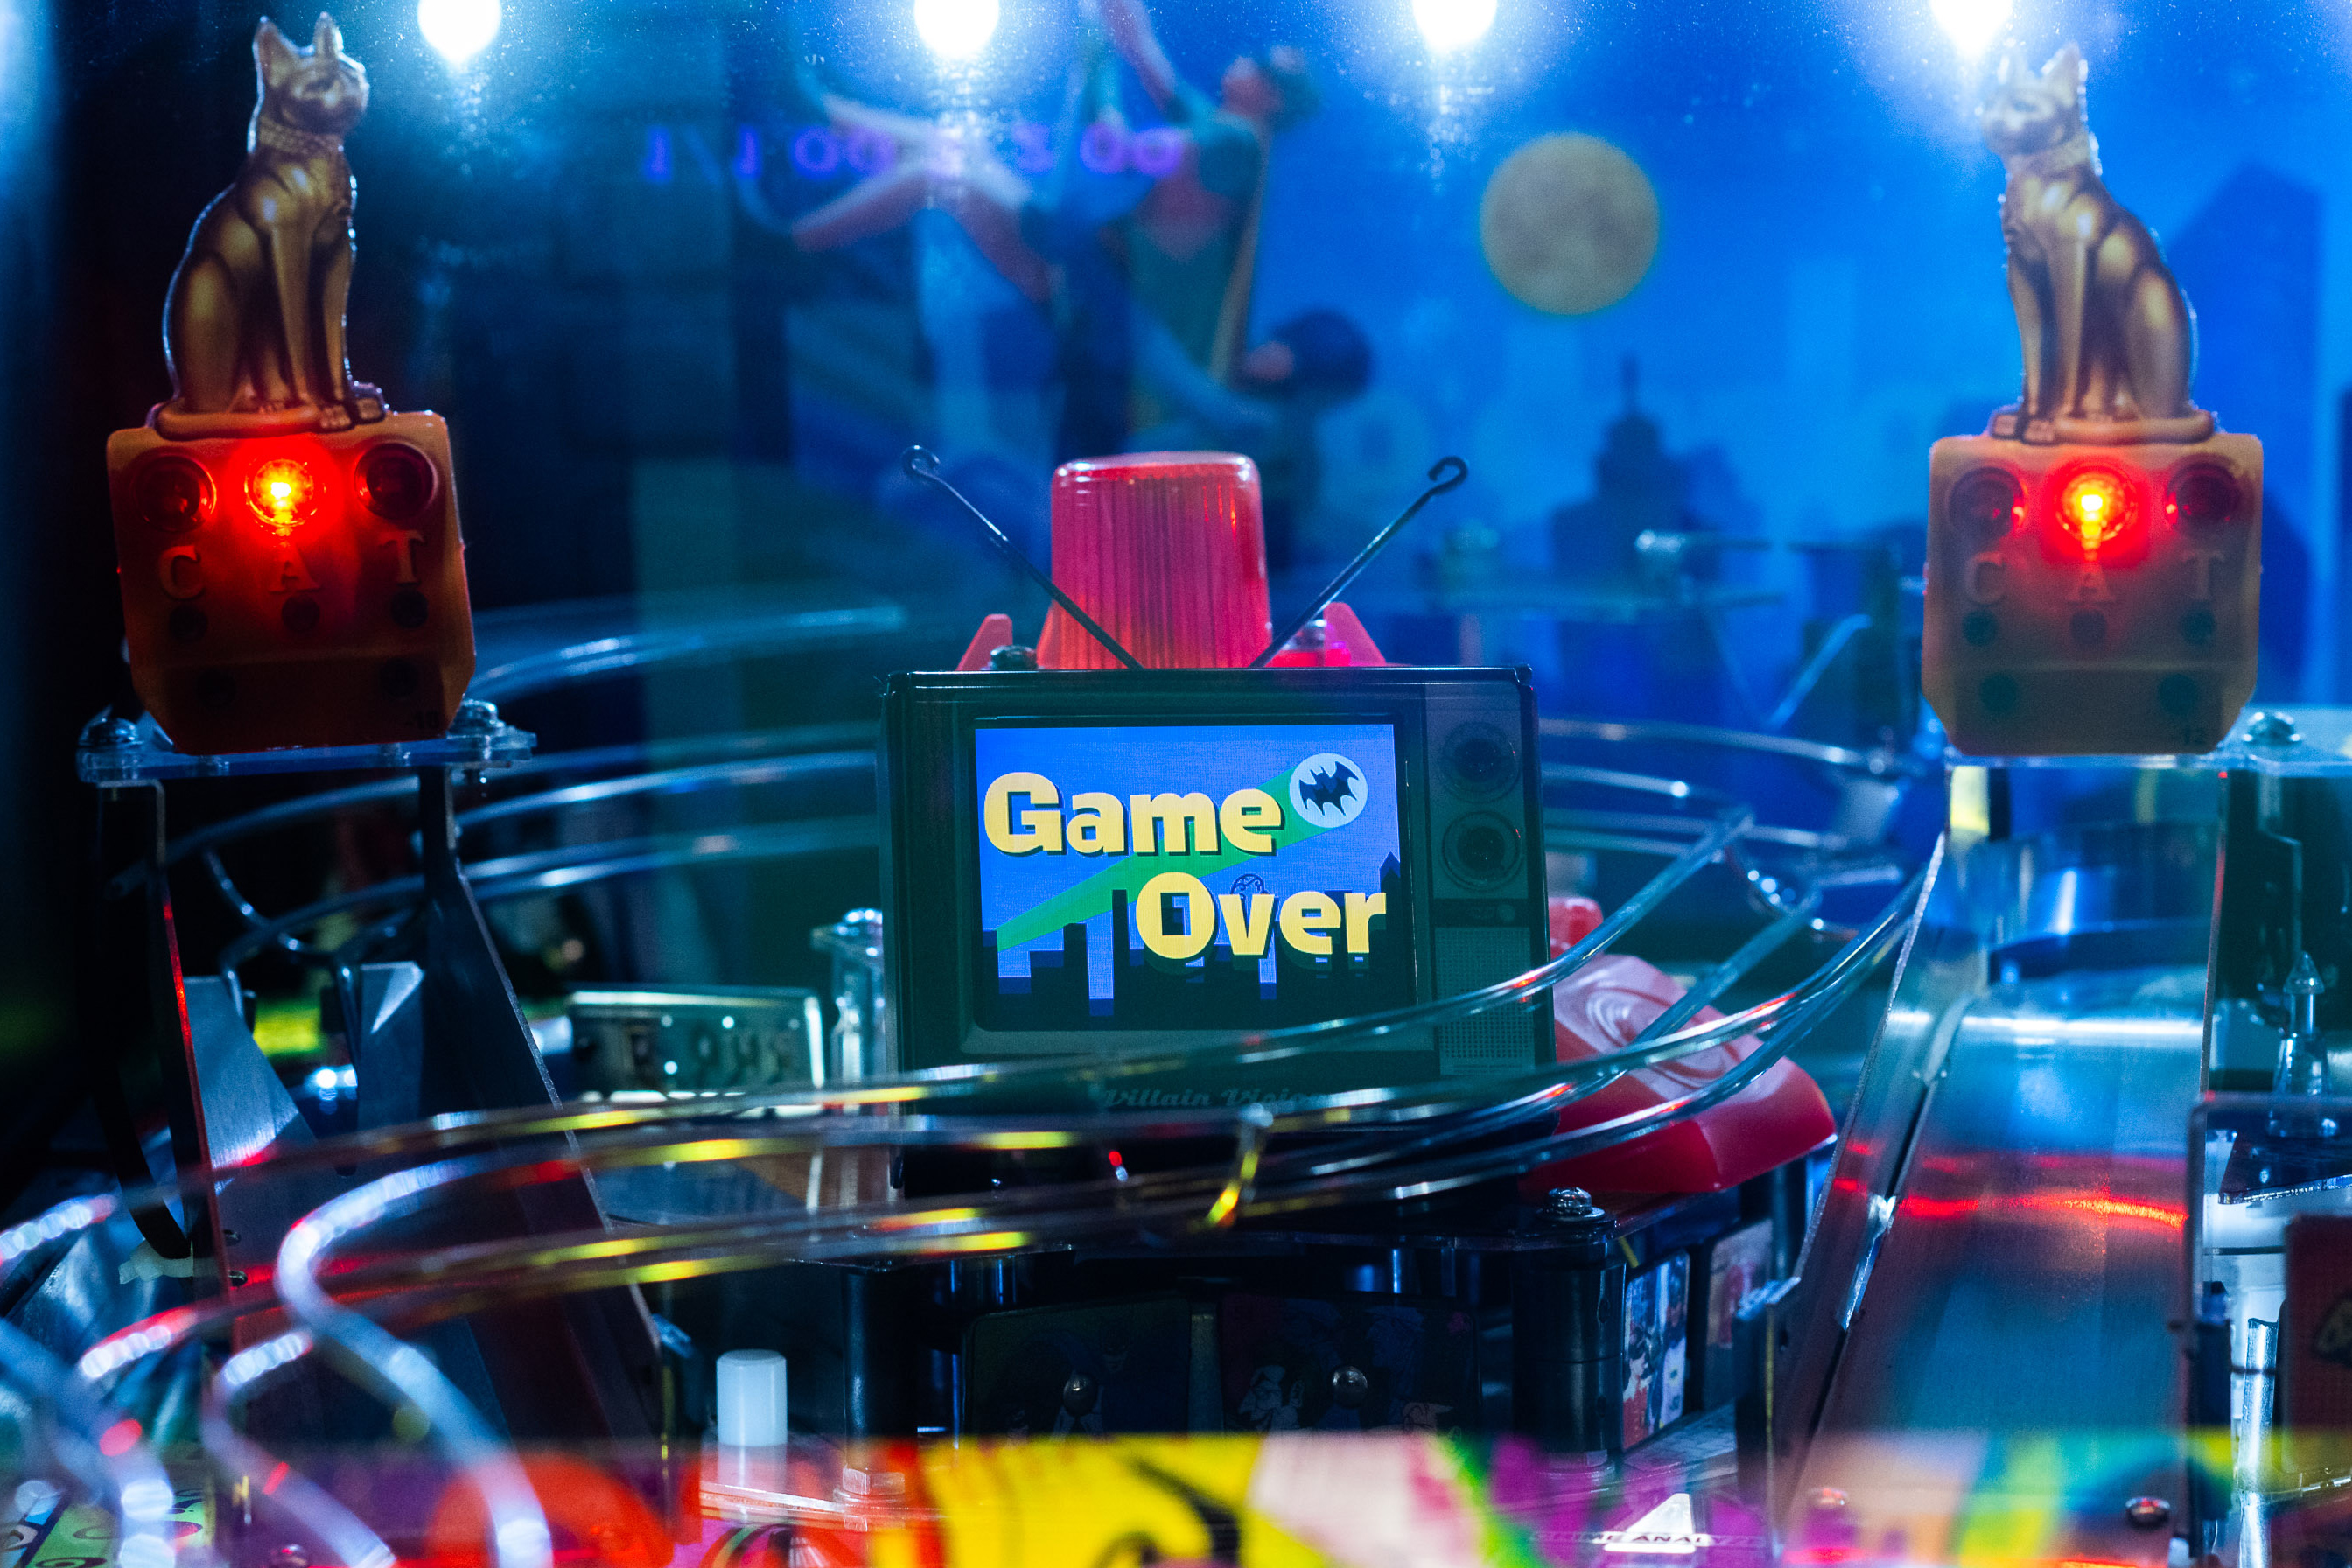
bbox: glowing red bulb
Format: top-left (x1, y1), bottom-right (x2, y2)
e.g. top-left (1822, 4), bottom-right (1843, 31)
top-left (248, 458), bottom-right (315, 531)
top-left (2069, 480), bottom-right (2113, 545)
top-left (2054, 470), bottom-right (2135, 558)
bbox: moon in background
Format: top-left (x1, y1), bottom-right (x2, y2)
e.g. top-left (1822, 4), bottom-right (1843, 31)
top-left (1479, 133), bottom-right (1661, 316)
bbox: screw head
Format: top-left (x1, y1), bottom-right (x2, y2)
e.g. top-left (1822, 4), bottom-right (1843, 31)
top-left (80, 718), bottom-right (139, 751)
top-left (451, 696), bottom-right (500, 734)
top-left (2247, 710), bottom-right (2300, 746)
top-left (1543, 1186), bottom-right (1597, 1222)
top-left (2124, 1495), bottom-right (2171, 1530)
top-left (1330, 1364), bottom-right (1369, 1410)
top-left (1808, 1487), bottom-right (1849, 1512)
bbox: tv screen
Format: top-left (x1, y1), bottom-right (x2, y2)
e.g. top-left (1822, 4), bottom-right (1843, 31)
top-left (970, 718), bottom-right (1418, 1032)
top-left (883, 666), bottom-right (1548, 1096)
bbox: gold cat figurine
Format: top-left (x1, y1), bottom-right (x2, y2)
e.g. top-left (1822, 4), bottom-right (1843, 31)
top-left (1979, 44), bottom-right (2212, 446)
top-left (154, 13), bottom-right (384, 440)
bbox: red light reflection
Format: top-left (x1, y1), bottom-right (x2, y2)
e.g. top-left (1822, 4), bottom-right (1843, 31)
top-left (2033, 1194), bottom-right (2182, 1229)
top-left (1898, 1190), bottom-right (2181, 1230)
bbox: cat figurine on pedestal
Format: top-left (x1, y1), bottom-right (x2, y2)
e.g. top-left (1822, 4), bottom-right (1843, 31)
top-left (1980, 44), bottom-right (2213, 447)
top-left (155, 13), bottom-right (384, 439)
top-left (106, 11), bottom-right (477, 753)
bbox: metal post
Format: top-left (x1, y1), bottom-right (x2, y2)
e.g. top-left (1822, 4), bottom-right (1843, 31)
top-left (813, 909), bottom-right (889, 1083)
top-left (2236, 1318), bottom-right (2277, 1568)
top-left (844, 1267), bottom-right (920, 1438)
top-left (1510, 1188), bottom-right (1625, 1455)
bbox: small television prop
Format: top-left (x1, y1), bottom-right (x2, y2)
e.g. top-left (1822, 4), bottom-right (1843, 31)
top-left (882, 667), bottom-right (1550, 1109)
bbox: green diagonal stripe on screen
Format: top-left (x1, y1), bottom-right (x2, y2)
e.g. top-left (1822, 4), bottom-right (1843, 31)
top-left (993, 767), bottom-right (1340, 948)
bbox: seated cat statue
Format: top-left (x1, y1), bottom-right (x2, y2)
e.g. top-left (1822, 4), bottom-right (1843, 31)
top-left (154, 13), bottom-right (384, 439)
top-left (1980, 44), bottom-right (2214, 446)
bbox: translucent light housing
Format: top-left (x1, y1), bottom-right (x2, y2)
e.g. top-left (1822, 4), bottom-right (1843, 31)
top-left (1039, 452), bottom-right (1270, 670)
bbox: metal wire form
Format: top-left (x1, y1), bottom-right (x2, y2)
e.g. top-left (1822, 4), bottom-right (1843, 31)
top-left (46, 678), bottom-right (1930, 1566)
top-left (9, 836), bottom-right (1924, 1568)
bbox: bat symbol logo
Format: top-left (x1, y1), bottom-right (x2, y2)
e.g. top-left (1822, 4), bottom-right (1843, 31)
top-left (1303, 762), bottom-right (1358, 811)
top-left (1289, 752), bottom-right (1368, 828)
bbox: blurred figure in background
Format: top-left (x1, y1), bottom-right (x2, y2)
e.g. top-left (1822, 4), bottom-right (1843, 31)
top-left (759, 0), bottom-right (1320, 460)
top-left (771, 98), bottom-right (1054, 302)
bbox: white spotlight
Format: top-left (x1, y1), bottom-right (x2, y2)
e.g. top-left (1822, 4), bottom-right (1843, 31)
top-left (1930, 0), bottom-right (2012, 58)
top-left (914, 0), bottom-right (1000, 60)
top-left (418, 0), bottom-right (500, 64)
top-left (1414, 0), bottom-right (1497, 53)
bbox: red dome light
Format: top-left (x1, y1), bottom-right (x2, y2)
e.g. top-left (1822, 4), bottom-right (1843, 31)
top-left (1040, 452), bottom-right (1270, 669)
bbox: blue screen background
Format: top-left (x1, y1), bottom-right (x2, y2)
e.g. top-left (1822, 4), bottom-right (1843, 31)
top-left (974, 720), bottom-right (1402, 1008)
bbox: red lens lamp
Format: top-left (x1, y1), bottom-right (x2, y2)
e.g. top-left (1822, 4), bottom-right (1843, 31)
top-left (1947, 466), bottom-right (2022, 542)
top-left (2168, 463), bottom-right (2242, 530)
top-left (131, 452), bottom-right (214, 533)
top-left (2048, 464), bottom-right (2142, 563)
top-left (356, 441), bottom-right (438, 520)
top-left (248, 456), bottom-right (316, 533)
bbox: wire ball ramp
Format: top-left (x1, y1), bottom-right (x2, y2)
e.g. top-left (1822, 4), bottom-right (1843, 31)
top-left (6, 816), bottom-right (1928, 1568)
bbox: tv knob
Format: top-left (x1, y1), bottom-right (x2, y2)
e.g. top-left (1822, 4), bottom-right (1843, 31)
top-left (1441, 720), bottom-right (1519, 799)
top-left (1445, 812), bottom-right (1522, 887)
